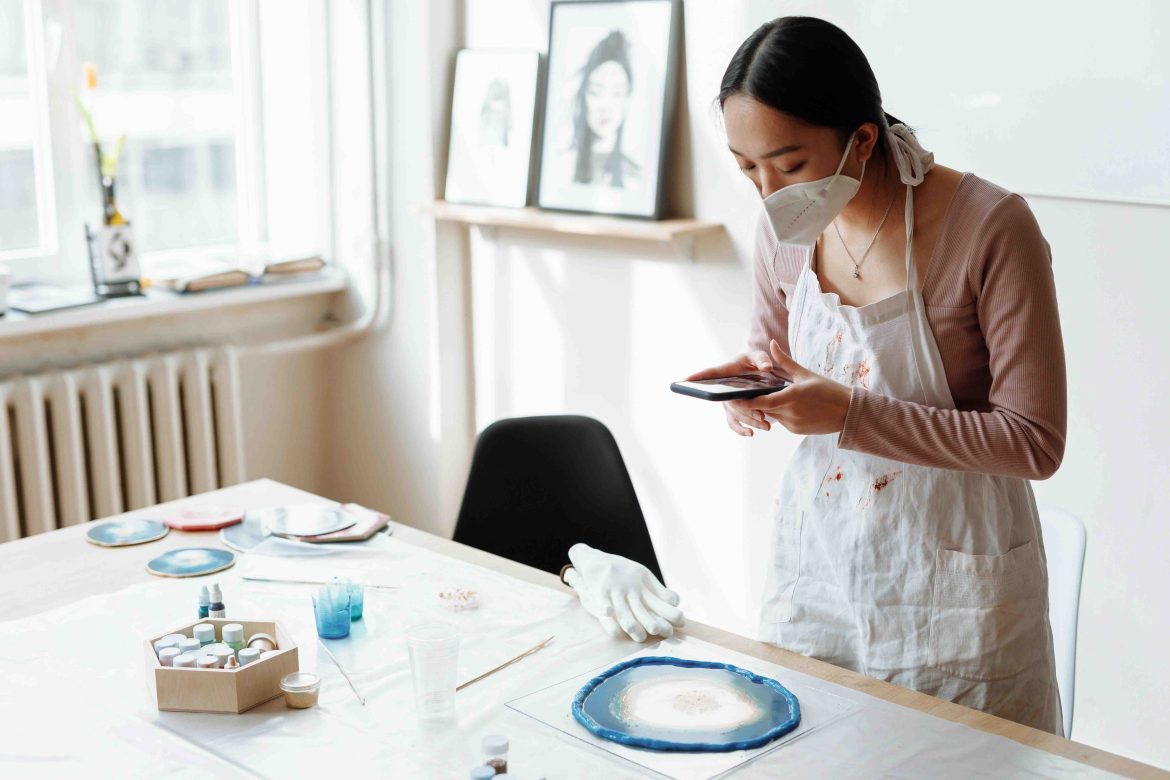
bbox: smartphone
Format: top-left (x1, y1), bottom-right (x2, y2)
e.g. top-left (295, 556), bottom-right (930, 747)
top-left (670, 371), bottom-right (790, 401)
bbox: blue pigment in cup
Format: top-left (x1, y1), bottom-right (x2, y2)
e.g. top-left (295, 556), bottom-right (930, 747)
top-left (348, 582), bottom-right (364, 621)
top-left (312, 594), bottom-right (351, 639)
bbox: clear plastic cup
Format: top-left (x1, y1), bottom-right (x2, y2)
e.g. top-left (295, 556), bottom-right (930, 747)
top-left (406, 621), bottom-right (459, 721)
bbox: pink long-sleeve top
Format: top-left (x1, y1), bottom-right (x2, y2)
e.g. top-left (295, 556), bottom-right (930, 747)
top-left (748, 172), bottom-right (1067, 480)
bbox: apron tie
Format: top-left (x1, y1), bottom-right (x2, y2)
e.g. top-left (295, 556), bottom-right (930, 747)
top-left (886, 123), bottom-right (934, 186)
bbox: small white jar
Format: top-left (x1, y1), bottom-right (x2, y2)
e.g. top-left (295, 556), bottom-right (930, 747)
top-left (158, 647), bottom-right (181, 667)
top-left (193, 623), bottom-right (216, 646)
top-left (172, 653), bottom-right (196, 668)
top-left (196, 656), bottom-right (219, 669)
top-left (237, 647), bottom-right (261, 666)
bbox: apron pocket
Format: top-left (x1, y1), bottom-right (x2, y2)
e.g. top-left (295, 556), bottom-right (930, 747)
top-left (928, 540), bottom-right (1046, 681)
top-left (760, 504), bottom-right (804, 625)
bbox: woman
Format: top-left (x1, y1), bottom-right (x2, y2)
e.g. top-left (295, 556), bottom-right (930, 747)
top-left (563, 14), bottom-right (1065, 735)
top-left (570, 30), bottom-right (640, 188)
top-left (684, 16), bottom-right (1067, 734)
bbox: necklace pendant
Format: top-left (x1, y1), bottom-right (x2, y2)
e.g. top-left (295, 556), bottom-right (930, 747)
top-left (852, 267), bottom-right (860, 279)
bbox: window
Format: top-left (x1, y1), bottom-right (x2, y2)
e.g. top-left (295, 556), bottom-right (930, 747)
top-left (0, 0), bottom-right (53, 255)
top-left (2, 0), bottom-right (335, 282)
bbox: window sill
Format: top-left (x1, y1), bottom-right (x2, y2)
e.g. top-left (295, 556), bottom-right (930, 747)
top-left (0, 270), bottom-right (348, 343)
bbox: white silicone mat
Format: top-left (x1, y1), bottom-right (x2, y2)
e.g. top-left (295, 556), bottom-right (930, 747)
top-left (506, 635), bottom-right (859, 779)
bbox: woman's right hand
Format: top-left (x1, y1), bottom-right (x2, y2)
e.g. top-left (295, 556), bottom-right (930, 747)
top-left (685, 350), bottom-right (775, 437)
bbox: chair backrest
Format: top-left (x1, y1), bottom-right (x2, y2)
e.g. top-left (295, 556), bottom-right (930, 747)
top-left (453, 415), bottom-right (663, 581)
top-left (1038, 506), bottom-right (1087, 739)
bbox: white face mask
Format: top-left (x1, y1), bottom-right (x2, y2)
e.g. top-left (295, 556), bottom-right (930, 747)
top-left (763, 130), bottom-right (864, 247)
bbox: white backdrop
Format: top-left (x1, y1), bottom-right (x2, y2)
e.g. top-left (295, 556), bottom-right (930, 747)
top-left (757, 0), bottom-right (1170, 205)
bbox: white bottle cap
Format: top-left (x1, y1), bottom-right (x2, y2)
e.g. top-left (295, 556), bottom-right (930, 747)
top-left (178, 637), bottom-right (201, 654)
top-left (237, 647), bottom-right (261, 666)
top-left (193, 624), bottom-right (216, 644)
top-left (196, 655), bottom-right (219, 669)
top-left (153, 637), bottom-right (179, 653)
top-left (211, 645), bottom-right (235, 667)
top-left (160, 633), bottom-right (186, 648)
top-left (222, 623), bottom-right (244, 644)
top-left (210, 582), bottom-right (222, 602)
top-left (481, 735), bottom-right (509, 755)
top-left (158, 647), bottom-right (181, 666)
top-left (173, 653), bottom-right (196, 668)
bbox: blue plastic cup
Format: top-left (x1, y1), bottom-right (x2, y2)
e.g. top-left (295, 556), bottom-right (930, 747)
top-left (312, 593), bottom-right (351, 639)
top-left (348, 582), bottom-right (365, 621)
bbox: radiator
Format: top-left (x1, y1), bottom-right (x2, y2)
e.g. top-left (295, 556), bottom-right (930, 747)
top-left (0, 347), bottom-right (246, 541)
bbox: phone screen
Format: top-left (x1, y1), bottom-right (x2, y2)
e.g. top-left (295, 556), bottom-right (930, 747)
top-left (672, 371), bottom-right (789, 396)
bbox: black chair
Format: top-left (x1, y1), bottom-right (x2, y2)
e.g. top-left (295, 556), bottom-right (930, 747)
top-left (453, 415), bottom-right (663, 581)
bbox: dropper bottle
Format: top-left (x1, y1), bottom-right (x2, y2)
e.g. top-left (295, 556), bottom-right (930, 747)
top-left (209, 583), bottom-right (225, 618)
top-left (198, 585), bottom-right (210, 619)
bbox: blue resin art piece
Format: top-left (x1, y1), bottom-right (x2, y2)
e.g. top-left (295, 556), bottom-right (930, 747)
top-left (85, 518), bottom-right (168, 547)
top-left (146, 547), bottom-right (236, 578)
top-left (571, 656), bottom-right (800, 752)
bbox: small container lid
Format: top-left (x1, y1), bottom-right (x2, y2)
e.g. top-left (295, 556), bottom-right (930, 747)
top-left (481, 735), bottom-right (509, 755)
top-left (246, 632), bottom-right (277, 650)
top-left (211, 645), bottom-right (235, 661)
top-left (173, 653), bottom-right (196, 667)
top-left (238, 647), bottom-right (260, 664)
top-left (153, 637), bottom-right (179, 652)
top-left (222, 623), bottom-right (244, 643)
top-left (178, 637), bottom-right (201, 652)
top-left (158, 647), bottom-right (181, 663)
top-left (280, 672), bottom-right (321, 692)
top-left (470, 767), bottom-right (496, 780)
top-left (193, 624), bottom-right (215, 641)
top-left (196, 656), bottom-right (219, 668)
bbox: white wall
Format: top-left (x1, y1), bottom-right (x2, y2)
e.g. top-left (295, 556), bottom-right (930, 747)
top-left (315, 0), bottom-right (1169, 768)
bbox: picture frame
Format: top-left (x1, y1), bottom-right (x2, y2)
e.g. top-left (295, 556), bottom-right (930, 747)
top-left (535, 0), bottom-right (680, 220)
top-left (444, 49), bottom-right (542, 208)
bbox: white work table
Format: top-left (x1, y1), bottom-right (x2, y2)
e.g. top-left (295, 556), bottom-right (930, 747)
top-left (0, 479), bottom-right (1161, 778)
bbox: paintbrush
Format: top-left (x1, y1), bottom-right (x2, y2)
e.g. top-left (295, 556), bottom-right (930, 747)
top-left (456, 635), bottom-right (555, 692)
top-left (317, 639), bottom-right (367, 705)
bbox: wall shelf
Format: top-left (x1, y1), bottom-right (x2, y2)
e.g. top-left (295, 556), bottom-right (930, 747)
top-left (421, 200), bottom-right (723, 258)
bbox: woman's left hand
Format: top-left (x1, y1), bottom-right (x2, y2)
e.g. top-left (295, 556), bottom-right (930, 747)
top-left (730, 339), bottom-right (853, 435)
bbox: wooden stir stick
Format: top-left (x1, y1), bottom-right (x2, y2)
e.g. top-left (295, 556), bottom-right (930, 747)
top-left (456, 635), bottom-right (556, 692)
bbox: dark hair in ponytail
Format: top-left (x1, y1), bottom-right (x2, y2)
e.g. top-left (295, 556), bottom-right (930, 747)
top-left (718, 16), bottom-right (910, 161)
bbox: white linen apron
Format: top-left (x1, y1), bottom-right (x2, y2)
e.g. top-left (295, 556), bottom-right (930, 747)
top-left (758, 136), bottom-right (1062, 734)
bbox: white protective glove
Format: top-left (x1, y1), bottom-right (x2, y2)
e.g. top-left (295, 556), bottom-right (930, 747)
top-left (564, 543), bottom-right (685, 642)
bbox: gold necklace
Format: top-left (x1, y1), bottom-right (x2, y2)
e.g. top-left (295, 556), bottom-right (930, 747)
top-left (833, 187), bottom-right (898, 280)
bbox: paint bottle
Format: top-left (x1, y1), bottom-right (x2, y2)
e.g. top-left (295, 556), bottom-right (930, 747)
top-left (196, 656), bottom-right (219, 669)
top-left (178, 637), bottom-right (202, 656)
top-left (198, 585), bottom-right (210, 619)
top-left (238, 647), bottom-right (260, 666)
top-left (158, 647), bottom-right (181, 667)
top-left (225, 654), bottom-right (240, 669)
top-left (193, 623), bottom-right (216, 647)
top-left (208, 583), bottom-right (225, 618)
top-left (153, 636), bottom-right (180, 654)
top-left (210, 644), bottom-right (235, 668)
top-left (470, 767), bottom-right (495, 780)
top-left (222, 623), bottom-right (245, 653)
top-left (481, 735), bottom-right (509, 774)
top-left (173, 653), bottom-right (196, 668)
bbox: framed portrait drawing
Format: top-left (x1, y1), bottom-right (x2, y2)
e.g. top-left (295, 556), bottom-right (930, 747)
top-left (536, 0), bottom-right (680, 219)
top-left (445, 49), bottom-right (541, 208)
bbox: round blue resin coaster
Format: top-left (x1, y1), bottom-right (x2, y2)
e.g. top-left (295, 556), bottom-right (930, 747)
top-left (146, 547), bottom-right (236, 578)
top-left (85, 518), bottom-right (169, 547)
top-left (572, 656), bottom-right (800, 752)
